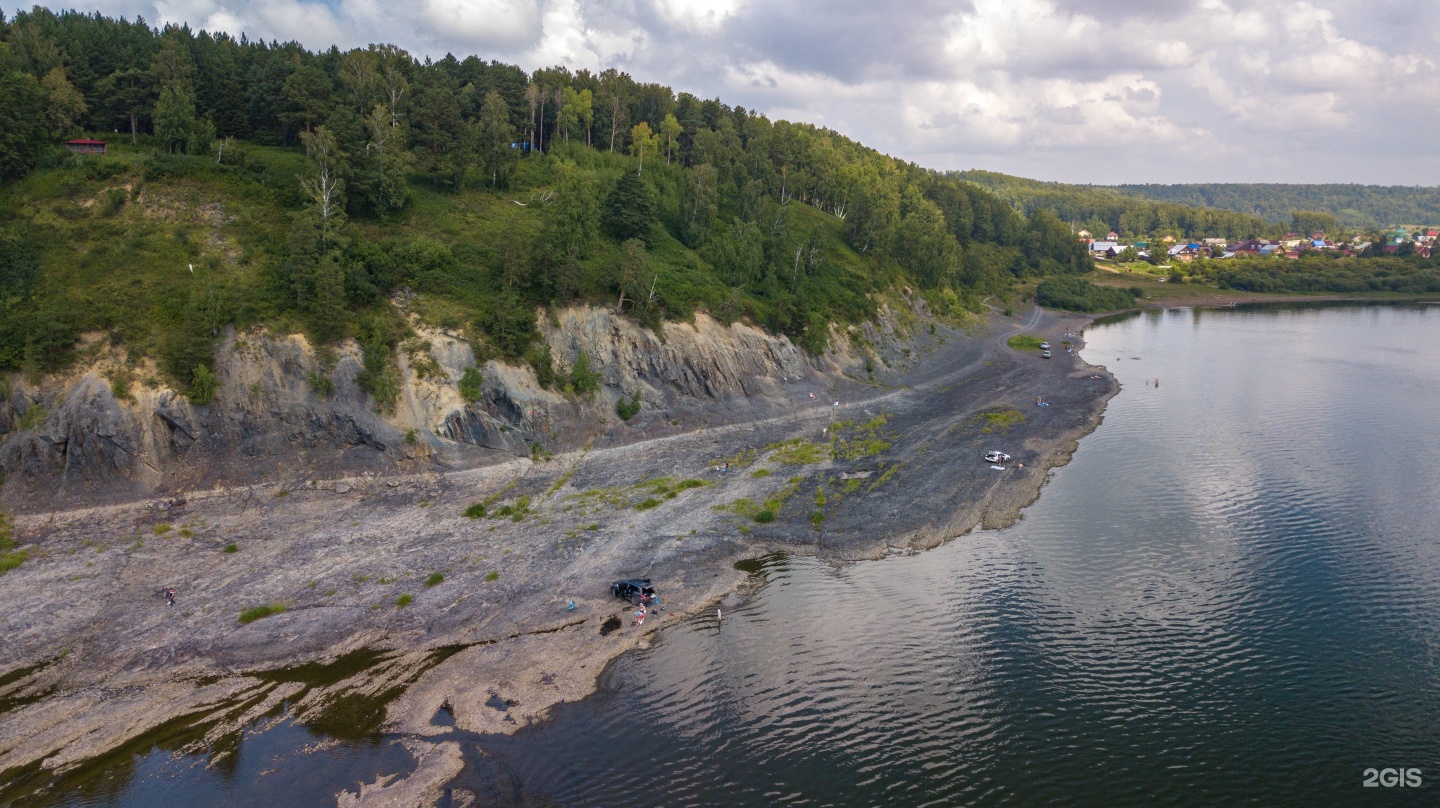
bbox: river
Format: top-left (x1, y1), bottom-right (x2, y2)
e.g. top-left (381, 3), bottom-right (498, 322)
top-left (31, 303), bottom-right (1440, 806)
top-left (453, 303), bottom-right (1440, 806)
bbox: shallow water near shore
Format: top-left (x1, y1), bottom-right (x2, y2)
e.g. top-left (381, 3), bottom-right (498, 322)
top-left (21, 303), bottom-right (1440, 806)
top-left (454, 303), bottom-right (1440, 805)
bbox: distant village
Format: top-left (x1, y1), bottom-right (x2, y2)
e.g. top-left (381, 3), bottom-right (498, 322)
top-left (1076, 228), bottom-right (1437, 263)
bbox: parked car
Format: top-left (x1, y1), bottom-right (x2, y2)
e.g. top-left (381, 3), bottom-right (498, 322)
top-left (1039, 342), bottom-right (1050, 349)
top-left (611, 579), bottom-right (657, 605)
top-left (984, 451), bottom-right (1011, 464)
top-left (1042, 350), bottom-right (1052, 358)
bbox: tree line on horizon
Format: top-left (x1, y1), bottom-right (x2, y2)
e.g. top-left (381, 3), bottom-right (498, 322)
top-left (957, 170), bottom-right (1440, 242)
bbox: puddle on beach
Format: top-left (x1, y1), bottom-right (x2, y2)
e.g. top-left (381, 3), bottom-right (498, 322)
top-left (0, 647), bottom-right (463, 807)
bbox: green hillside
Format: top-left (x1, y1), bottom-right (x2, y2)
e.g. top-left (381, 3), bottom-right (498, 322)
top-left (0, 9), bottom-right (1098, 398)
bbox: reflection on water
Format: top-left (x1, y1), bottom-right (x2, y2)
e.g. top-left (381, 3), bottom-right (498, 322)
top-left (9, 649), bottom-right (448, 808)
top-left (460, 304), bottom-right (1440, 806)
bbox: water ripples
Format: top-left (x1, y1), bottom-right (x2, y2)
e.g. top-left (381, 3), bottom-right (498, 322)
top-left (465, 305), bottom-right (1440, 807)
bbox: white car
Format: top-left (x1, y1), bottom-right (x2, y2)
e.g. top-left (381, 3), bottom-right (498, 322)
top-left (1039, 342), bottom-right (1051, 349)
top-left (984, 451), bottom-right (1011, 464)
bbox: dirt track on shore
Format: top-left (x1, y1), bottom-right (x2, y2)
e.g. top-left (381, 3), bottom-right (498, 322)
top-left (0, 306), bottom-right (1116, 805)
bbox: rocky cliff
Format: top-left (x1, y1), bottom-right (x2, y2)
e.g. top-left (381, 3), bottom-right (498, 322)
top-left (0, 306), bottom-right (861, 510)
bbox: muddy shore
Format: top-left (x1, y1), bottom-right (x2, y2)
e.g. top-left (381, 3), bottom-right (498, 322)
top-left (0, 306), bottom-right (1115, 805)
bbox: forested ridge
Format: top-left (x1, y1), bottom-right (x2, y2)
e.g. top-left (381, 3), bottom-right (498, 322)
top-left (1115, 184), bottom-right (1440, 231)
top-left (957, 170), bottom-right (1440, 238)
top-left (954, 170), bottom-right (1279, 240)
top-left (0, 7), bottom-right (1095, 402)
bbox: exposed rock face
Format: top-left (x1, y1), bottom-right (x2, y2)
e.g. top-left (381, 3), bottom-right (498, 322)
top-left (0, 306), bottom-right (846, 509)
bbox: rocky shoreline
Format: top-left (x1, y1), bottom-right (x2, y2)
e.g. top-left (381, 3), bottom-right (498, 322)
top-left (0, 305), bottom-right (1115, 806)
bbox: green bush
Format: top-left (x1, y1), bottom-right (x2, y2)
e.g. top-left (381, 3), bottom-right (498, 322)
top-left (426, 572), bottom-right (444, 587)
top-left (308, 372), bottom-right (335, 398)
top-left (459, 366), bottom-right (484, 403)
top-left (615, 390), bottom-right (642, 420)
top-left (464, 503), bottom-right (486, 519)
top-left (637, 498), bottom-right (661, 510)
top-left (396, 593), bottom-right (413, 608)
top-left (569, 350), bottom-right (602, 396)
top-left (754, 509), bottom-right (775, 523)
top-left (224, 542), bottom-right (238, 553)
top-left (188, 365), bottom-right (218, 405)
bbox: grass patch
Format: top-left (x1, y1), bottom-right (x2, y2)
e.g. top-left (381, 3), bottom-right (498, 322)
top-left (677, 479), bottom-right (707, 490)
top-left (980, 407), bottom-right (1026, 434)
top-left (830, 413), bottom-right (893, 461)
top-left (396, 594), bottom-right (413, 608)
top-left (585, 523), bottom-right (600, 531)
top-left (223, 542), bottom-right (238, 553)
top-left (868, 462), bottom-right (901, 492)
top-left (426, 572), bottom-right (444, 587)
top-left (464, 503), bottom-right (487, 519)
top-left (750, 468), bottom-right (772, 478)
top-left (766, 438), bottom-right (827, 465)
top-left (238, 604), bottom-right (285, 624)
top-left (493, 494), bottom-right (533, 521)
top-left (754, 510), bottom-right (775, 523)
top-left (16, 406), bottom-right (45, 431)
top-left (0, 545), bottom-right (26, 573)
top-left (485, 571), bottom-right (499, 581)
top-left (711, 447), bottom-right (758, 470)
top-left (810, 510), bottom-right (826, 528)
top-left (636, 498), bottom-right (662, 510)
top-left (153, 523), bottom-right (172, 535)
top-left (1007, 335), bottom-right (1044, 350)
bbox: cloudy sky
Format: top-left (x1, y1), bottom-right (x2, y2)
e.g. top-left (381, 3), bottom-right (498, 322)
top-left (34, 0), bottom-right (1440, 184)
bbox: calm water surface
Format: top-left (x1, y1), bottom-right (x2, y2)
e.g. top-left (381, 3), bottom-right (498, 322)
top-left (461, 304), bottom-right (1440, 806)
top-left (28, 304), bottom-right (1440, 807)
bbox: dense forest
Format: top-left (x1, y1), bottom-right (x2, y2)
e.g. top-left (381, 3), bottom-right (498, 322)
top-left (954, 170), bottom-right (1279, 241)
top-left (1115, 184), bottom-right (1440, 231)
top-left (0, 8), bottom-right (1096, 400)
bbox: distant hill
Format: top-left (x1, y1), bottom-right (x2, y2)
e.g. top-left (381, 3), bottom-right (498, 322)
top-left (1113, 184), bottom-right (1440, 231)
top-left (953, 170), bottom-right (1276, 241)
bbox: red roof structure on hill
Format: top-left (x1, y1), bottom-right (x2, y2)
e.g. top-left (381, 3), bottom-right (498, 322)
top-left (63, 138), bottom-right (107, 154)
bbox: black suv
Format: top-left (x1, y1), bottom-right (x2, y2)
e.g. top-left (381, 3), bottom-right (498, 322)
top-left (611, 579), bottom-right (657, 605)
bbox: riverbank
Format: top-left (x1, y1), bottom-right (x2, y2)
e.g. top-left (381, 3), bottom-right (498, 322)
top-left (1092, 268), bottom-right (1439, 309)
top-left (0, 305), bottom-right (1116, 806)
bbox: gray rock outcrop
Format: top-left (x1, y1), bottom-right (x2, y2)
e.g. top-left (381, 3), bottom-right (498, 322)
top-left (0, 306), bottom-right (847, 509)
